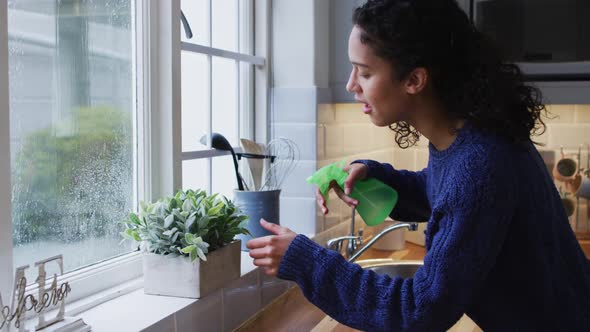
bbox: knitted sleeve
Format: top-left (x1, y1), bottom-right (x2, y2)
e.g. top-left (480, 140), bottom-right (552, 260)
top-left (352, 159), bottom-right (431, 221)
top-left (278, 158), bottom-right (516, 332)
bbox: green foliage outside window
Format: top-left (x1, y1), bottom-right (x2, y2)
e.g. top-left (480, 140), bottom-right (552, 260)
top-left (12, 106), bottom-right (133, 245)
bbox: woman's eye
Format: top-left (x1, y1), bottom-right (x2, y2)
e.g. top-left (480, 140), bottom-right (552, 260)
top-left (360, 73), bottom-right (370, 79)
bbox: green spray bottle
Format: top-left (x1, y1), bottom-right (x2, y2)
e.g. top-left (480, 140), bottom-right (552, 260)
top-left (307, 161), bottom-right (398, 226)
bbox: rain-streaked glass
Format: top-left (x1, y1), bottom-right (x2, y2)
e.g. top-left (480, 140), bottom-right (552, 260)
top-left (8, 0), bottom-right (136, 281)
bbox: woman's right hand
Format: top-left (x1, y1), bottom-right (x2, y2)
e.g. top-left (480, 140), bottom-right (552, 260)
top-left (316, 163), bottom-right (368, 215)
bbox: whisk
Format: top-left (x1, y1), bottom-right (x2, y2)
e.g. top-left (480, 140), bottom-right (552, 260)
top-left (259, 138), bottom-right (300, 191)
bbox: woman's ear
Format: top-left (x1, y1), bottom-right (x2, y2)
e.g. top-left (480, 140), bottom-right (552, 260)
top-left (404, 67), bottom-right (428, 95)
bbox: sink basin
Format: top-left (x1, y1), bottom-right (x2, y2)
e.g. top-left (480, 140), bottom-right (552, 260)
top-left (356, 259), bottom-right (423, 278)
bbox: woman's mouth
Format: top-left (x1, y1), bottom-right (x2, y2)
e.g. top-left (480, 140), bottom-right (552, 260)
top-left (362, 103), bottom-right (372, 114)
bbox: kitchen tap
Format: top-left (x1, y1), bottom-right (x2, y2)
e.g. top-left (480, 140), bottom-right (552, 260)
top-left (347, 221), bottom-right (418, 262)
top-left (326, 207), bottom-right (419, 263)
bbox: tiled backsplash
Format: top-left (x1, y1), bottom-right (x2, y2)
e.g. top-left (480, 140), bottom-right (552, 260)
top-left (317, 103), bottom-right (590, 238)
top-left (140, 269), bottom-right (292, 332)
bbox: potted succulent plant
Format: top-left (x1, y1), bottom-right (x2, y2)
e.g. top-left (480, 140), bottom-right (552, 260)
top-left (121, 189), bottom-right (250, 298)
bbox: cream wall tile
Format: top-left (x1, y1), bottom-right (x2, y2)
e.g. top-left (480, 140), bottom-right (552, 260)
top-left (393, 149), bottom-right (415, 171)
top-left (328, 190), bottom-right (339, 203)
top-left (341, 124), bottom-right (370, 156)
top-left (322, 201), bottom-right (341, 228)
top-left (385, 148), bottom-right (395, 165)
top-left (333, 102), bottom-right (361, 113)
top-left (373, 150), bottom-right (391, 163)
top-left (575, 105), bottom-right (590, 123)
top-left (364, 150), bottom-right (386, 163)
top-left (371, 126), bottom-right (397, 149)
top-left (324, 215), bottom-right (341, 230)
top-left (325, 124), bottom-right (343, 159)
top-left (317, 125), bottom-right (326, 160)
top-left (316, 213), bottom-right (325, 233)
top-left (533, 126), bottom-right (550, 146)
top-left (326, 147), bottom-right (343, 160)
top-left (548, 124), bottom-right (590, 148)
top-left (334, 103), bottom-right (368, 123)
top-left (545, 104), bottom-right (576, 124)
top-left (331, 195), bottom-right (349, 223)
top-left (318, 103), bottom-right (335, 124)
top-left (345, 153), bottom-right (370, 164)
top-left (560, 147), bottom-right (583, 157)
top-left (415, 148), bottom-right (429, 170)
top-left (317, 158), bottom-right (337, 168)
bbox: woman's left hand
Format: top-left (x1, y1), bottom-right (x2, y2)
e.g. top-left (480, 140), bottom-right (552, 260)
top-left (246, 219), bottom-right (297, 277)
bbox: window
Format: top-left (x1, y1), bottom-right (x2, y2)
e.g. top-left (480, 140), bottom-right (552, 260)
top-left (0, 0), bottom-right (268, 305)
top-left (7, 0), bottom-right (136, 282)
top-left (180, 0), bottom-right (265, 198)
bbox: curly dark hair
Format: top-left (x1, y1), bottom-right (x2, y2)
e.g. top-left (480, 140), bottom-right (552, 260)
top-left (353, 0), bottom-right (548, 148)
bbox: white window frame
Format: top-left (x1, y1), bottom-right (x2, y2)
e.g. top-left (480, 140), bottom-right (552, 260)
top-left (179, 0), bottom-right (268, 194)
top-left (0, 0), bottom-right (270, 311)
top-left (0, 1), bottom-right (13, 300)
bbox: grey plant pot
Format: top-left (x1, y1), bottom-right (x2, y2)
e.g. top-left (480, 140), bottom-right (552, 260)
top-left (233, 189), bottom-right (281, 251)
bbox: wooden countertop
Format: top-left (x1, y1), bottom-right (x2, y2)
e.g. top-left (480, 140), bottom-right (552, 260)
top-left (236, 242), bottom-right (426, 332)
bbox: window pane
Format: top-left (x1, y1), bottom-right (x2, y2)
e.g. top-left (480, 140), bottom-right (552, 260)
top-left (212, 57), bottom-right (238, 146)
top-left (8, 0), bottom-right (135, 281)
top-left (181, 0), bottom-right (208, 45)
top-left (212, 0), bottom-right (238, 51)
top-left (182, 159), bottom-right (209, 193)
top-left (181, 51), bottom-right (208, 152)
top-left (212, 157), bottom-right (238, 199)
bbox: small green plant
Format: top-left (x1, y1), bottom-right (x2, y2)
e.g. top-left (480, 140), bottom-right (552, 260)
top-left (121, 189), bottom-right (250, 262)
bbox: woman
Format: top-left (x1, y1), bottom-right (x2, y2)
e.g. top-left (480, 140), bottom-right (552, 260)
top-left (247, 0), bottom-right (590, 330)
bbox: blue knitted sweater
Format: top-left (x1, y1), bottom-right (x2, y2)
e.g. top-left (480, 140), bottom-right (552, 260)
top-left (278, 123), bottom-right (590, 331)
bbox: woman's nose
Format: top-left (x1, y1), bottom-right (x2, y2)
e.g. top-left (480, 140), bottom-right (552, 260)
top-left (346, 70), bottom-right (358, 93)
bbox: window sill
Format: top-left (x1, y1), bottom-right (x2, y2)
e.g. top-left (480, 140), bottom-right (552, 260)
top-left (62, 251), bottom-right (269, 332)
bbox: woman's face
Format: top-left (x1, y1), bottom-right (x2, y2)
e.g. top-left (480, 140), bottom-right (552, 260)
top-left (346, 26), bottom-right (412, 127)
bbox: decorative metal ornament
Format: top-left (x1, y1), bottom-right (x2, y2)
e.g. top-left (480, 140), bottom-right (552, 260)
top-left (0, 255), bottom-right (87, 332)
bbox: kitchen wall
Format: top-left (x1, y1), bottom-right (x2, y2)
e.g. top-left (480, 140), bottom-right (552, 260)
top-left (317, 103), bottom-right (590, 242)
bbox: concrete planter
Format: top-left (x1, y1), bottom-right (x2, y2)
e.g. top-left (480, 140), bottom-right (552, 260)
top-left (142, 240), bottom-right (241, 299)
